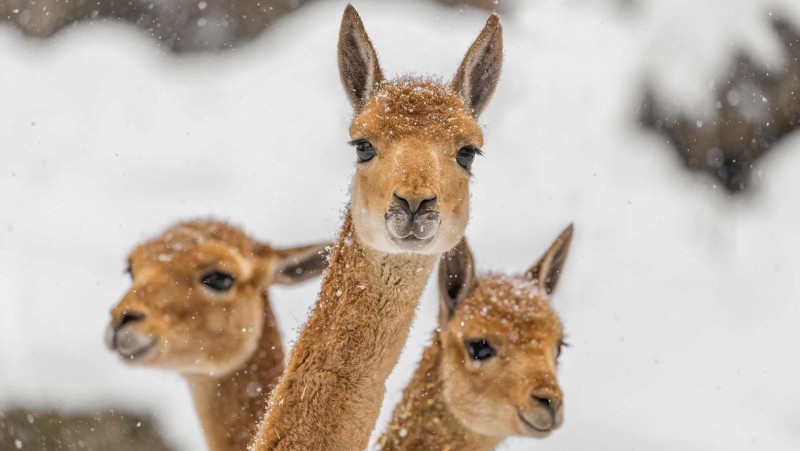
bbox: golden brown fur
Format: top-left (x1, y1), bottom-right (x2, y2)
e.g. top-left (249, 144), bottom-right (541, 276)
top-left (105, 220), bottom-right (329, 451)
top-left (379, 227), bottom-right (573, 450)
top-left (251, 5), bottom-right (503, 450)
top-left (252, 213), bottom-right (436, 450)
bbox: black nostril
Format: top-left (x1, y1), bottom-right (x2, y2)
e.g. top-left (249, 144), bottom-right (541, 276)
top-left (392, 193), bottom-right (438, 214)
top-left (532, 395), bottom-right (551, 405)
top-left (531, 395), bottom-right (554, 413)
top-left (392, 193), bottom-right (412, 213)
top-left (119, 311), bottom-right (145, 328)
top-left (417, 196), bottom-right (438, 212)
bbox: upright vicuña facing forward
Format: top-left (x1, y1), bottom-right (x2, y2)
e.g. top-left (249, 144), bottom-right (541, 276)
top-left (252, 5), bottom-right (502, 450)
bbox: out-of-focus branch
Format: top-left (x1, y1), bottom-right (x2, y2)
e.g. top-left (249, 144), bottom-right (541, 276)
top-left (640, 18), bottom-right (800, 193)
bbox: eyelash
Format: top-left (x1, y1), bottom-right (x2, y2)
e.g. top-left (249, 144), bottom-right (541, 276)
top-left (557, 339), bottom-right (570, 358)
top-left (349, 139), bottom-right (377, 163)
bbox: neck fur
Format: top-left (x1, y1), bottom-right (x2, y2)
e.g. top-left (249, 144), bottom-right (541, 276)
top-left (377, 330), bottom-right (502, 451)
top-left (252, 209), bottom-right (437, 451)
top-left (186, 292), bottom-right (284, 451)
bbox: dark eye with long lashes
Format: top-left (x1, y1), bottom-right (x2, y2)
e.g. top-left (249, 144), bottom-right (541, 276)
top-left (201, 271), bottom-right (235, 292)
top-left (456, 146), bottom-right (480, 171)
top-left (124, 266), bottom-right (133, 279)
top-left (466, 339), bottom-right (495, 361)
top-left (350, 139), bottom-right (376, 162)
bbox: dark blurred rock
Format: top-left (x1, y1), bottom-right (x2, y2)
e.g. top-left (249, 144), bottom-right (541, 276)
top-left (435, 0), bottom-right (507, 10)
top-left (0, 0), bottom-right (509, 52)
top-left (641, 18), bottom-right (800, 194)
top-left (0, 407), bottom-right (172, 451)
top-left (0, 0), bottom-right (312, 51)
top-left (131, 0), bottom-right (311, 51)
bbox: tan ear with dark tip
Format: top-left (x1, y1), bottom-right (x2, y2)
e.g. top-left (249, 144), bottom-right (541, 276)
top-left (271, 242), bottom-right (331, 285)
top-left (527, 224), bottom-right (574, 295)
top-left (338, 4), bottom-right (385, 110)
top-left (451, 13), bottom-right (503, 117)
top-left (438, 238), bottom-right (476, 321)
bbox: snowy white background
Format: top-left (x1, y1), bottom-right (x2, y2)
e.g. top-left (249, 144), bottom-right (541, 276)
top-left (2, 0), bottom-right (800, 449)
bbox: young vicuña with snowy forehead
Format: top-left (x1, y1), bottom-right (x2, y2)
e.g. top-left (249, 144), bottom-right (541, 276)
top-left (379, 225), bottom-right (573, 451)
top-left (105, 220), bottom-right (329, 451)
top-left (252, 4), bottom-right (502, 450)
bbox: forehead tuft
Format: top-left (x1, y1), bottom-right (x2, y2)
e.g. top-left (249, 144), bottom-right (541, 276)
top-left (456, 275), bottom-right (561, 337)
top-left (130, 220), bottom-right (257, 263)
top-left (352, 78), bottom-right (482, 142)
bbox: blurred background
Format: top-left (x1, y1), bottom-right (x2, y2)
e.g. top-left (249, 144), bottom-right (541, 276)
top-left (1, 0), bottom-right (799, 449)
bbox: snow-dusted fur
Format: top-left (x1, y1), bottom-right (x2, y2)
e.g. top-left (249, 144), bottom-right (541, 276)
top-left (105, 220), bottom-right (329, 451)
top-left (250, 5), bottom-right (502, 450)
top-left (379, 227), bottom-right (572, 451)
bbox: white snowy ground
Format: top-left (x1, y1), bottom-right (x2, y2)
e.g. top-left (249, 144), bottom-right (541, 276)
top-left (2, 0), bottom-right (800, 449)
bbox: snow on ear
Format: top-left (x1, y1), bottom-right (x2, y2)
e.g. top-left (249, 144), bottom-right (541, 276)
top-left (438, 238), bottom-right (476, 321)
top-left (527, 224), bottom-right (574, 295)
top-left (272, 242), bottom-right (331, 285)
top-left (338, 4), bottom-right (385, 110)
top-left (451, 13), bottom-right (503, 117)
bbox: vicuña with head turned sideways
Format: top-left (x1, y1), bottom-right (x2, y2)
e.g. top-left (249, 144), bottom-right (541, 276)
top-left (105, 220), bottom-right (330, 451)
top-left (379, 225), bottom-right (574, 451)
top-left (251, 4), bottom-right (502, 450)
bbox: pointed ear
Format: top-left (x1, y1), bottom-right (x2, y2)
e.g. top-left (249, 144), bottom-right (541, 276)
top-left (527, 224), bottom-right (574, 295)
top-left (451, 13), bottom-right (503, 117)
top-left (271, 242), bottom-right (331, 285)
top-left (338, 4), bottom-right (384, 110)
top-left (438, 238), bottom-right (476, 321)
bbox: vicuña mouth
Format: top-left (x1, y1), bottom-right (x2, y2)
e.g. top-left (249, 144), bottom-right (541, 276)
top-left (384, 206), bottom-right (441, 247)
top-left (119, 339), bottom-right (157, 361)
top-left (385, 216), bottom-right (440, 246)
top-left (113, 331), bottom-right (158, 361)
top-left (517, 408), bottom-right (553, 434)
top-left (389, 234), bottom-right (435, 250)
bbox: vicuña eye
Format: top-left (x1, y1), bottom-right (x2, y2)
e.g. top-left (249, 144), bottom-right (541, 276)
top-left (350, 139), bottom-right (376, 162)
top-left (456, 146), bottom-right (480, 171)
top-left (466, 339), bottom-right (495, 361)
top-left (201, 271), bottom-right (235, 292)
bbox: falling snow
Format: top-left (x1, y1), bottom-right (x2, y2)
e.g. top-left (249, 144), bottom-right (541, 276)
top-left (2, 1), bottom-right (800, 450)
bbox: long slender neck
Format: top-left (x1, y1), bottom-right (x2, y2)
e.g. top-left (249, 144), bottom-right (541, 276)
top-left (252, 210), bottom-right (437, 451)
top-left (378, 331), bottom-right (502, 451)
top-left (186, 292), bottom-right (285, 451)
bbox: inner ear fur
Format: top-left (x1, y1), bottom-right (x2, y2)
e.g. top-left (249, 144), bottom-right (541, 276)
top-left (451, 13), bottom-right (503, 117)
top-left (270, 242), bottom-right (331, 285)
top-left (338, 4), bottom-right (384, 110)
top-left (527, 224), bottom-right (574, 295)
top-left (438, 238), bottom-right (476, 321)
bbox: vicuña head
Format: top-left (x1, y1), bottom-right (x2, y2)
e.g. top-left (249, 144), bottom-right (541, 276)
top-left (438, 225), bottom-right (573, 439)
top-left (339, 4), bottom-right (502, 254)
top-left (104, 220), bottom-right (329, 376)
